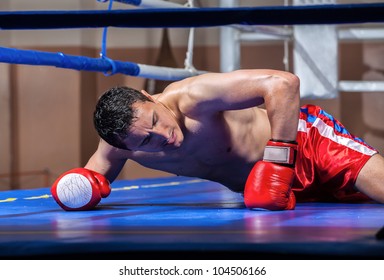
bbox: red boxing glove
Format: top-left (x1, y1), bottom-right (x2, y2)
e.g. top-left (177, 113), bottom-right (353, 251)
top-left (244, 140), bottom-right (297, 211)
top-left (51, 168), bottom-right (111, 211)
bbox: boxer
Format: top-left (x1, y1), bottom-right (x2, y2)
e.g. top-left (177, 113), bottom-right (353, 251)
top-left (51, 69), bottom-right (384, 211)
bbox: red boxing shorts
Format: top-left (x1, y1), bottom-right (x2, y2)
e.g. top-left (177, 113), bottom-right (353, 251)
top-left (293, 104), bottom-right (378, 202)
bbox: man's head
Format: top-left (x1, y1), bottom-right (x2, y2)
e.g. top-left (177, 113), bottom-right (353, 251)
top-left (94, 86), bottom-right (183, 151)
top-left (94, 86), bottom-right (152, 149)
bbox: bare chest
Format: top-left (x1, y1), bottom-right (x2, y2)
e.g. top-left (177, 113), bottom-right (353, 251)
top-left (129, 109), bottom-right (268, 190)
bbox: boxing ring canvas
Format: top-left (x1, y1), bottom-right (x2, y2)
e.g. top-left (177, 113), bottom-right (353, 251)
top-left (1, 176), bottom-right (383, 259)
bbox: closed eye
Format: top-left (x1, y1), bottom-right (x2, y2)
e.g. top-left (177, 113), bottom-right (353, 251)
top-left (152, 112), bottom-right (158, 127)
top-left (141, 111), bottom-right (157, 146)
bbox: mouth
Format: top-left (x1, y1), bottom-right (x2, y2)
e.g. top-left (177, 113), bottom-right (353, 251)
top-left (161, 129), bottom-right (181, 150)
top-left (166, 129), bottom-right (176, 145)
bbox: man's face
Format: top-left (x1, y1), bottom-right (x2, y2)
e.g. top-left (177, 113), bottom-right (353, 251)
top-left (122, 101), bottom-right (184, 152)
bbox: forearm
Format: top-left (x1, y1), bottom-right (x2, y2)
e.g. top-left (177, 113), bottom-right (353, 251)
top-left (85, 156), bottom-right (124, 183)
top-left (85, 148), bottom-right (126, 183)
top-left (263, 72), bottom-right (300, 142)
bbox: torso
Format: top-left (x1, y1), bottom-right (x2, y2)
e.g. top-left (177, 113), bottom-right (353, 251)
top-left (120, 106), bottom-right (271, 192)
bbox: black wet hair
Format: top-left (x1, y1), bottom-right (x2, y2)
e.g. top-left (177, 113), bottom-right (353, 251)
top-left (93, 86), bottom-right (152, 149)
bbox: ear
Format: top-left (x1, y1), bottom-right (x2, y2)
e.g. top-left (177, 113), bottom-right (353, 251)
top-left (140, 90), bottom-right (155, 101)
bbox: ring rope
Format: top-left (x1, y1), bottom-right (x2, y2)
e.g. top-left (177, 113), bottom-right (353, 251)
top-left (1, 3), bottom-right (383, 80)
top-left (0, 4), bottom-right (384, 30)
top-left (100, 0), bottom-right (188, 8)
top-left (0, 46), bottom-right (206, 80)
top-left (0, 46), bottom-right (141, 75)
top-left (0, 1), bottom-right (204, 80)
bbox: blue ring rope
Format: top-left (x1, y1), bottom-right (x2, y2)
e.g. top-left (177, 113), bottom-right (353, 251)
top-left (0, 4), bottom-right (383, 29)
top-left (0, 46), bottom-right (205, 80)
top-left (0, 47), bottom-right (140, 76)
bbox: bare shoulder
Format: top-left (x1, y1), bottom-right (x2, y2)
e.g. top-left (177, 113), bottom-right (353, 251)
top-left (157, 78), bottom-right (195, 117)
top-left (158, 73), bottom-right (227, 116)
top-left (158, 69), bottom-right (298, 118)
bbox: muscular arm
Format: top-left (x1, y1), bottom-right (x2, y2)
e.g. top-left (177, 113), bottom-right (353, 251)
top-left (84, 139), bottom-right (127, 182)
top-left (167, 69), bottom-right (300, 141)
